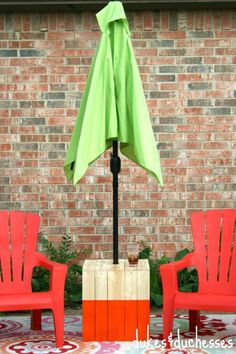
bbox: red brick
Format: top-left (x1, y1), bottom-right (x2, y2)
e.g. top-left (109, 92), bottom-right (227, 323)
top-left (55, 13), bottom-right (66, 30)
top-left (0, 144), bottom-right (11, 151)
top-left (195, 11), bottom-right (204, 30)
top-left (213, 11), bottom-right (222, 29)
top-left (0, 16), bottom-right (4, 31)
top-left (82, 13), bottom-right (91, 31)
top-left (204, 39), bottom-right (231, 47)
top-left (37, 40), bottom-right (63, 49)
top-left (48, 32), bottom-right (74, 40)
top-left (204, 56), bottom-right (232, 64)
top-left (134, 12), bottom-right (144, 31)
top-left (187, 12), bottom-right (194, 30)
top-left (144, 11), bottom-right (153, 31)
top-left (75, 31), bottom-right (100, 40)
top-left (40, 13), bottom-right (48, 31)
top-left (160, 31), bottom-right (186, 39)
top-left (160, 11), bottom-right (169, 30)
top-left (48, 13), bottom-right (57, 31)
top-left (204, 12), bottom-right (212, 30)
top-left (231, 12), bottom-right (236, 29)
top-left (216, 30), bottom-right (236, 38)
top-left (176, 39), bottom-right (193, 47)
top-left (222, 12), bottom-right (231, 30)
top-left (22, 15), bottom-right (31, 32)
top-left (66, 13), bottom-right (75, 31)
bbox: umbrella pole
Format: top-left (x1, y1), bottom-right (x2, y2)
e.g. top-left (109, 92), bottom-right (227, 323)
top-left (110, 140), bottom-right (121, 264)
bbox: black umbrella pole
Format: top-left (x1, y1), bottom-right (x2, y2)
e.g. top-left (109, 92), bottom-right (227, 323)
top-left (110, 140), bottom-right (121, 264)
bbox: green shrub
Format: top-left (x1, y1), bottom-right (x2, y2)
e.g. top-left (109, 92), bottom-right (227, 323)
top-left (138, 241), bottom-right (198, 307)
top-left (32, 235), bottom-right (198, 309)
top-left (32, 233), bottom-right (91, 308)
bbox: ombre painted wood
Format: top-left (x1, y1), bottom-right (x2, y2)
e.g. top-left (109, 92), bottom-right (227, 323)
top-left (82, 259), bottom-right (150, 341)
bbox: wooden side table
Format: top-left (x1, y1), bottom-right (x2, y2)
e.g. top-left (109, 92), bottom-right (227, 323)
top-left (82, 259), bottom-right (150, 341)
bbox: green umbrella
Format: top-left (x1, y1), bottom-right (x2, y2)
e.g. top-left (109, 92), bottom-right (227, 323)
top-left (64, 1), bottom-right (163, 263)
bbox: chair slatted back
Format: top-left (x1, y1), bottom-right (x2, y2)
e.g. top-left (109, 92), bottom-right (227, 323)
top-left (0, 211), bottom-right (40, 294)
top-left (191, 209), bottom-right (236, 295)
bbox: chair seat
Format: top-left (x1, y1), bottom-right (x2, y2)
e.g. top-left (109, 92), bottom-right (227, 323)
top-left (175, 292), bottom-right (236, 312)
top-left (0, 292), bottom-right (53, 311)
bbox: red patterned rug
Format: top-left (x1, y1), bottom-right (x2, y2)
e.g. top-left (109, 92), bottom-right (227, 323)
top-left (0, 314), bottom-right (235, 353)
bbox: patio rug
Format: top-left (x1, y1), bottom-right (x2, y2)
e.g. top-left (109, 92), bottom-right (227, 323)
top-left (0, 314), bottom-right (235, 354)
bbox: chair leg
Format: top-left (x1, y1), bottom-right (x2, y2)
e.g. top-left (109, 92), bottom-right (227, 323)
top-left (189, 310), bottom-right (200, 332)
top-left (52, 307), bottom-right (64, 348)
top-left (31, 309), bottom-right (42, 330)
top-left (162, 302), bottom-right (175, 349)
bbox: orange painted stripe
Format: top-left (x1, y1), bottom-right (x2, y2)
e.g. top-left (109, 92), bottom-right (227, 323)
top-left (108, 300), bottom-right (125, 341)
top-left (95, 300), bottom-right (108, 341)
top-left (82, 299), bottom-right (150, 341)
top-left (124, 300), bottom-right (138, 341)
top-left (138, 300), bottom-right (150, 340)
top-left (82, 300), bottom-right (95, 341)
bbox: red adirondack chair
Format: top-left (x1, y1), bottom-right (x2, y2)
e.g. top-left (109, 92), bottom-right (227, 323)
top-left (0, 210), bottom-right (67, 348)
top-left (160, 209), bottom-right (236, 346)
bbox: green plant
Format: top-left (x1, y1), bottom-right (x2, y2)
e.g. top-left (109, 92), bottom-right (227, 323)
top-left (175, 248), bottom-right (198, 293)
top-left (138, 241), bottom-right (198, 307)
top-left (32, 233), bottom-right (91, 308)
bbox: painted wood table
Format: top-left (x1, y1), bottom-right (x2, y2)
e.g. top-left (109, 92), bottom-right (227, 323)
top-left (82, 259), bottom-right (150, 341)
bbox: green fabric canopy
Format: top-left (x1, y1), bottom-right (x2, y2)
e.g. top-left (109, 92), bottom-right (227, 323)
top-left (64, 1), bottom-right (163, 186)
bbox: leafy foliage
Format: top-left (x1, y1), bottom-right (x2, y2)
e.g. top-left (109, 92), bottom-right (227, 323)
top-left (32, 235), bottom-right (198, 309)
top-left (138, 241), bottom-right (198, 307)
top-left (32, 233), bottom-right (91, 308)
top-left (175, 249), bottom-right (199, 292)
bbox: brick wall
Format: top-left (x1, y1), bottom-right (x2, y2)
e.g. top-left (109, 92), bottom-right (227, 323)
top-left (0, 10), bottom-right (235, 258)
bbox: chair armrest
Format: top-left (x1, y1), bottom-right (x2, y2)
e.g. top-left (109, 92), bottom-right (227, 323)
top-left (160, 253), bottom-right (195, 293)
top-left (35, 253), bottom-right (68, 292)
top-left (35, 253), bottom-right (66, 270)
top-left (161, 252), bottom-right (195, 272)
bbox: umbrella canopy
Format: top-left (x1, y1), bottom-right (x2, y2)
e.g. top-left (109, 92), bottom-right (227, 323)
top-left (64, 1), bottom-right (163, 186)
top-left (64, 1), bottom-right (163, 263)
